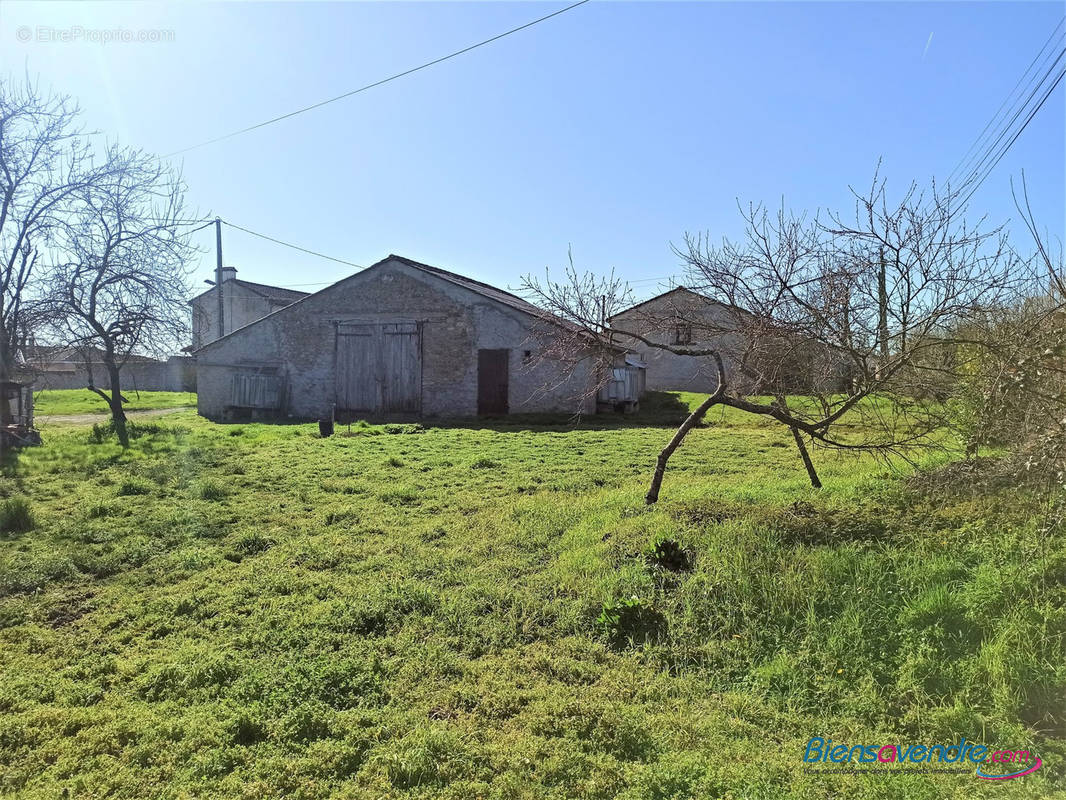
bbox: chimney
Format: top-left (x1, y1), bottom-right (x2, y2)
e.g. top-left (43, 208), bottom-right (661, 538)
top-left (221, 266), bottom-right (238, 283)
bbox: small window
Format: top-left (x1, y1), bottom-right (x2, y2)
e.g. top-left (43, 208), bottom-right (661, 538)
top-left (673, 323), bottom-right (692, 345)
top-left (522, 349), bottom-right (533, 363)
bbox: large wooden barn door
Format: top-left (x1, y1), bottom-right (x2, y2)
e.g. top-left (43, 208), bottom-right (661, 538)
top-left (477, 349), bottom-right (509, 415)
top-left (336, 322), bottom-right (421, 414)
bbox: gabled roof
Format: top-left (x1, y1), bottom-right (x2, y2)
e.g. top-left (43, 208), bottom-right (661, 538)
top-left (608, 285), bottom-right (750, 322)
top-left (189, 279), bottom-right (309, 305)
top-left (386, 254), bottom-right (553, 322)
top-left (194, 254), bottom-right (607, 354)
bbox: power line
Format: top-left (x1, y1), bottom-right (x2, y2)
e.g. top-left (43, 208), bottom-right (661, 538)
top-left (183, 219), bottom-right (216, 235)
top-left (955, 63), bottom-right (1065, 212)
top-left (164, 0), bottom-right (591, 157)
top-left (946, 19), bottom-right (1065, 189)
top-left (220, 219), bottom-right (367, 270)
top-left (954, 45), bottom-right (1065, 197)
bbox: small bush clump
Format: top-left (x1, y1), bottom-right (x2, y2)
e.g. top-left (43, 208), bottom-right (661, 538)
top-left (198, 481), bottom-right (228, 501)
top-left (597, 596), bottom-right (667, 648)
top-left (116, 478), bottom-right (151, 497)
top-left (0, 498), bottom-right (35, 534)
top-left (384, 423), bottom-right (425, 435)
top-left (230, 530), bottom-right (274, 557)
top-left (646, 538), bottom-right (693, 572)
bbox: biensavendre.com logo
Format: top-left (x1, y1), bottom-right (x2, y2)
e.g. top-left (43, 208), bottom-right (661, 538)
top-left (803, 737), bottom-right (1042, 780)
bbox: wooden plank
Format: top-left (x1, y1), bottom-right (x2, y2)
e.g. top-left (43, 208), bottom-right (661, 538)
top-left (231, 373), bottom-right (281, 409)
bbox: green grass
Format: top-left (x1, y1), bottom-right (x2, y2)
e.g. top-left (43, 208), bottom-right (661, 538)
top-left (0, 393), bottom-right (1063, 798)
top-left (32, 389), bottom-right (197, 417)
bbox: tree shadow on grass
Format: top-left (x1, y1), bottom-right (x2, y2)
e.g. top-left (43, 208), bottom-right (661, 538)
top-left (323, 392), bottom-right (699, 433)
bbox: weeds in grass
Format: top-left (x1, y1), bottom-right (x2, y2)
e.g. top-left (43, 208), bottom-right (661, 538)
top-left (597, 597), bottom-right (668, 648)
top-left (0, 498), bottom-right (35, 534)
top-left (0, 393), bottom-right (1062, 797)
top-left (198, 480), bottom-right (228, 501)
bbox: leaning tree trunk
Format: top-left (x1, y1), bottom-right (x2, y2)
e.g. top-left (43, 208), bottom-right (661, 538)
top-left (776, 395), bottom-right (821, 488)
top-left (647, 391), bottom-right (728, 506)
top-left (789, 427), bottom-right (822, 488)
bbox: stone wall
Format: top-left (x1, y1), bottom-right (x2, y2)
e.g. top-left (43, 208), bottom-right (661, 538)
top-left (31, 356), bottom-right (196, 393)
top-left (610, 290), bottom-right (748, 393)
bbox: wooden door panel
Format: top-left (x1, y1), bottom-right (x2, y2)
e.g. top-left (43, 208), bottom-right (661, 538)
top-left (336, 325), bottom-right (378, 412)
top-left (337, 322), bottom-right (421, 414)
top-left (382, 323), bottom-right (421, 412)
top-left (478, 349), bottom-right (509, 415)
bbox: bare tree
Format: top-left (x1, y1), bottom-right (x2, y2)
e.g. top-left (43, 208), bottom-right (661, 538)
top-left (0, 77), bottom-right (94, 425)
top-left (46, 146), bottom-right (195, 446)
top-left (523, 173), bottom-right (1032, 503)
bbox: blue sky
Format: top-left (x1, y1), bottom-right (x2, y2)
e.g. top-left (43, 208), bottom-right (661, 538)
top-left (1, 1), bottom-right (1063, 300)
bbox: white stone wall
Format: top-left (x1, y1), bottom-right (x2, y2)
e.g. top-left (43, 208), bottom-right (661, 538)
top-left (609, 290), bottom-right (747, 393)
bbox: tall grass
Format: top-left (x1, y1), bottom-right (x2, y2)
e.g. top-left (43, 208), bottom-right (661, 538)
top-left (0, 399), bottom-right (1060, 798)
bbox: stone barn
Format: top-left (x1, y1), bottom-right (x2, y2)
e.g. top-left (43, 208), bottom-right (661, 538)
top-left (194, 255), bottom-right (611, 421)
top-left (609, 286), bottom-right (852, 395)
top-left (609, 287), bottom-right (749, 393)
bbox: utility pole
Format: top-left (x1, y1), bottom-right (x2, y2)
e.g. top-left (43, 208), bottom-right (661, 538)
top-left (215, 217), bottom-right (225, 339)
top-left (877, 246), bottom-right (888, 379)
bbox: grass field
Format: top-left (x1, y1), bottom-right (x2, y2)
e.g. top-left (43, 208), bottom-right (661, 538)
top-left (1, 392), bottom-right (1063, 798)
top-left (32, 389), bottom-right (197, 417)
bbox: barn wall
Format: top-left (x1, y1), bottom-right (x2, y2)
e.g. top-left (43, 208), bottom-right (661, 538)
top-left (610, 292), bottom-right (747, 393)
top-left (194, 259), bottom-right (598, 421)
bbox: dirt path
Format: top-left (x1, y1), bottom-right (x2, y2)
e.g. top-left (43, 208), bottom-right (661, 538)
top-left (35, 407), bottom-right (193, 426)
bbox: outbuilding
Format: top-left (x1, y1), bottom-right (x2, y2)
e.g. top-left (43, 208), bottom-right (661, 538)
top-left (194, 255), bottom-right (614, 421)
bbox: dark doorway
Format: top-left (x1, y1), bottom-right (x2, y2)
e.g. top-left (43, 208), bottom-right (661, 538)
top-left (477, 349), bottom-right (509, 415)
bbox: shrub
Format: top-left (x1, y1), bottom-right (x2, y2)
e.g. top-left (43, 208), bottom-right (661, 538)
top-left (0, 498), bottom-right (35, 534)
top-left (384, 423), bottom-right (425, 435)
top-left (646, 538), bottom-right (692, 572)
top-left (597, 597), bottom-right (667, 648)
top-left (470, 458), bottom-right (500, 470)
top-left (88, 420), bottom-right (167, 444)
top-left (116, 478), bottom-right (152, 497)
top-left (198, 480), bottom-right (228, 501)
top-left (231, 530), bottom-right (273, 557)
top-left (379, 486), bottom-right (419, 505)
top-left (88, 422), bottom-right (112, 444)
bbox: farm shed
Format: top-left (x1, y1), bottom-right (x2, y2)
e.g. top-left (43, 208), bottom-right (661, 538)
top-left (194, 255), bottom-right (619, 421)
